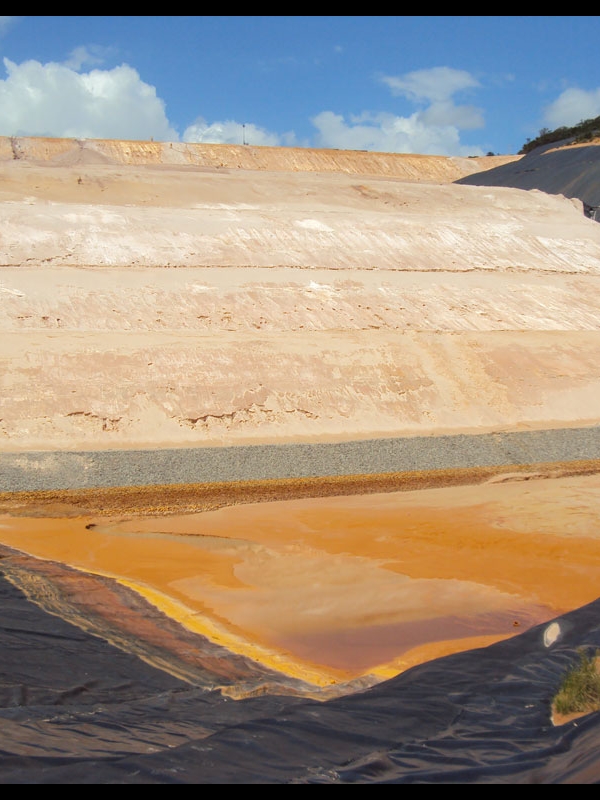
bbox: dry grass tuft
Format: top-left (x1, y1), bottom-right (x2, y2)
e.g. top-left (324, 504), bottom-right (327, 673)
top-left (553, 648), bottom-right (600, 718)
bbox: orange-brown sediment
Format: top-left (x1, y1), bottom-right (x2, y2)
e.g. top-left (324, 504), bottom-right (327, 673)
top-left (1, 461), bottom-right (599, 692)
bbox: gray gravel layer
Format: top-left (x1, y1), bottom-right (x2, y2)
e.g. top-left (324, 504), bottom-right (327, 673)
top-left (1, 426), bottom-right (600, 493)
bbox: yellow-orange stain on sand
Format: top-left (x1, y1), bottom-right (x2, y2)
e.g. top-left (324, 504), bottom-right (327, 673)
top-left (1, 471), bottom-right (600, 687)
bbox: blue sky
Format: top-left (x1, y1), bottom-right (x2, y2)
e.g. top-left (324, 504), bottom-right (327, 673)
top-left (1, 15), bottom-right (600, 156)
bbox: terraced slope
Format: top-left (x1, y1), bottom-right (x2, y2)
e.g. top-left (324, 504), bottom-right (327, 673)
top-left (0, 136), bottom-right (599, 460)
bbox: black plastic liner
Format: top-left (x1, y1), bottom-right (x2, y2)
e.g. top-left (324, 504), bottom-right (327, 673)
top-left (456, 140), bottom-right (600, 213)
top-left (1, 567), bottom-right (599, 784)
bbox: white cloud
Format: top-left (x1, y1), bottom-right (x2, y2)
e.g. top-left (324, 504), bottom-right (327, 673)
top-left (308, 66), bottom-right (485, 156)
top-left (0, 55), bottom-right (487, 155)
top-left (543, 87), bottom-right (600, 129)
top-left (311, 109), bottom-right (482, 157)
top-left (419, 100), bottom-right (483, 130)
top-left (0, 57), bottom-right (178, 141)
top-left (381, 66), bottom-right (481, 104)
top-left (183, 117), bottom-right (296, 147)
top-left (64, 45), bottom-right (110, 71)
top-left (0, 16), bottom-right (16, 37)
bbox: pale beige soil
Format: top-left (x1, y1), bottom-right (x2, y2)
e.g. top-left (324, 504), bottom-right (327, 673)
top-left (1, 137), bottom-right (600, 452)
top-left (2, 137), bottom-right (600, 703)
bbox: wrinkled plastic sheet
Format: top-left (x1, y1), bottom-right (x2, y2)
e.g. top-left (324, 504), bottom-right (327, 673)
top-left (456, 141), bottom-right (600, 209)
top-left (1, 568), bottom-right (600, 784)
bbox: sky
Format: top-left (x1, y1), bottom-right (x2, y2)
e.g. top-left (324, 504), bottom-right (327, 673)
top-left (1, 15), bottom-right (600, 157)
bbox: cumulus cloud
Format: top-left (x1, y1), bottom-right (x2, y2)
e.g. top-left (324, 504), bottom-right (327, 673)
top-left (419, 100), bottom-right (483, 131)
top-left (183, 118), bottom-right (291, 147)
top-left (310, 67), bottom-right (486, 157)
top-left (187, 65), bottom-right (487, 156)
top-left (309, 67), bottom-right (484, 156)
top-left (63, 45), bottom-right (110, 71)
top-left (0, 16), bottom-right (16, 37)
top-left (0, 53), bottom-right (487, 155)
top-left (311, 109), bottom-right (478, 157)
top-left (543, 87), bottom-right (600, 129)
top-left (0, 56), bottom-right (178, 141)
top-left (382, 66), bottom-right (481, 104)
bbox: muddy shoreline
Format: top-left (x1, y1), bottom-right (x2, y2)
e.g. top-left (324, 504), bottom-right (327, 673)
top-left (2, 458), bottom-right (600, 518)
